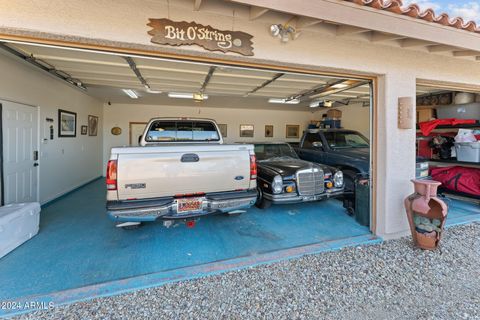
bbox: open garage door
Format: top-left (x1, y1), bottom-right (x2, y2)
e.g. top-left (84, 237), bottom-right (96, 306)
top-left (0, 41), bottom-right (375, 311)
top-left (415, 82), bottom-right (480, 226)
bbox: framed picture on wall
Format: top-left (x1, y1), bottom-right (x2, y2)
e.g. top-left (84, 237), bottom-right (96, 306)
top-left (239, 124), bottom-right (254, 138)
top-left (265, 125), bottom-right (273, 138)
top-left (88, 115), bottom-right (99, 136)
top-left (58, 109), bottom-right (76, 138)
top-left (285, 124), bottom-right (300, 139)
top-left (81, 125), bottom-right (88, 135)
top-left (218, 123), bottom-right (227, 138)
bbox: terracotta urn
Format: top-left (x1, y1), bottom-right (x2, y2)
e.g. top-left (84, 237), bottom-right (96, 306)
top-left (404, 180), bottom-right (448, 250)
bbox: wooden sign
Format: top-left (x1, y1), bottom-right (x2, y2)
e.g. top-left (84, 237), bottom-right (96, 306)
top-left (148, 19), bottom-right (254, 56)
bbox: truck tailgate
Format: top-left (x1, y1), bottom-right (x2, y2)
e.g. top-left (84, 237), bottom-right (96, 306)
top-left (116, 147), bottom-right (252, 200)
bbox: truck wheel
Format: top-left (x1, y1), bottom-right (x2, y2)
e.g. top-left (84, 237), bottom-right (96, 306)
top-left (255, 188), bottom-right (272, 209)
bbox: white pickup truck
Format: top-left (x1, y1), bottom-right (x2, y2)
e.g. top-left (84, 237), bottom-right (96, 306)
top-left (106, 118), bottom-right (257, 228)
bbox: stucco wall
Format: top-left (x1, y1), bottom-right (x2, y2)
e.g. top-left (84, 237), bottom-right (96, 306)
top-left (0, 51), bottom-right (103, 204)
top-left (2, 0), bottom-right (480, 237)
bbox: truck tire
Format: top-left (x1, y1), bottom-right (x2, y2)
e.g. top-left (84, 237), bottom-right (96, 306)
top-left (255, 188), bottom-right (272, 209)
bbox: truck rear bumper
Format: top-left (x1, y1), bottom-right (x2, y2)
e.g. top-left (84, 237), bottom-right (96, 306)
top-left (106, 190), bottom-right (257, 222)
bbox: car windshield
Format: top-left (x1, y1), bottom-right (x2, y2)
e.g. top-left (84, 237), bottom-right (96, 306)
top-left (254, 143), bottom-right (299, 160)
top-left (145, 120), bottom-right (220, 142)
top-left (324, 131), bottom-right (369, 149)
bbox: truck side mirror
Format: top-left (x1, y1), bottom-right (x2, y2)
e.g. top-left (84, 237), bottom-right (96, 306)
top-left (312, 141), bottom-right (323, 148)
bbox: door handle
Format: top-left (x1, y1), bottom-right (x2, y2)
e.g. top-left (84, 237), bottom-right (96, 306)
top-left (33, 163), bottom-right (39, 167)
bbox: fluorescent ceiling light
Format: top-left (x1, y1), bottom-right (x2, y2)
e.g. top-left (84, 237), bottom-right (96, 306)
top-left (168, 92), bottom-right (194, 99)
top-left (268, 98), bottom-right (300, 104)
top-left (331, 83), bottom-right (349, 89)
top-left (168, 92), bottom-right (208, 100)
top-left (122, 89), bottom-right (138, 99)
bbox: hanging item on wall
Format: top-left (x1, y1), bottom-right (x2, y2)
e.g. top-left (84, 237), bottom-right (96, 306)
top-left (147, 19), bottom-right (254, 56)
top-left (218, 124), bottom-right (227, 138)
top-left (265, 125), bottom-right (274, 138)
top-left (88, 115), bottom-right (99, 136)
top-left (240, 124), bottom-right (254, 138)
top-left (111, 127), bottom-right (122, 136)
top-left (81, 125), bottom-right (88, 135)
top-left (58, 109), bottom-right (77, 138)
top-left (285, 124), bottom-right (300, 139)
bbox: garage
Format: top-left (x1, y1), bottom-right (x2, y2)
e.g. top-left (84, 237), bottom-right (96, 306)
top-left (1, 0), bottom-right (480, 316)
top-left (0, 41), bottom-right (377, 309)
top-left (415, 83), bottom-right (480, 224)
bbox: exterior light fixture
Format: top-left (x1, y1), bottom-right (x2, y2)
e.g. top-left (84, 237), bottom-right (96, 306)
top-left (122, 89), bottom-right (138, 99)
top-left (268, 98), bottom-right (300, 104)
top-left (270, 24), bottom-right (296, 43)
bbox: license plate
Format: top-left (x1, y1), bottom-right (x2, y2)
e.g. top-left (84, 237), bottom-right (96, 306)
top-left (177, 197), bottom-right (203, 213)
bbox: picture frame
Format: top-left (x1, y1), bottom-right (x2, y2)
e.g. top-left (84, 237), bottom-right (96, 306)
top-left (286, 124), bottom-right (300, 139)
top-left (239, 124), bottom-right (254, 138)
top-left (265, 125), bottom-right (273, 138)
top-left (58, 109), bottom-right (77, 138)
top-left (88, 115), bottom-right (99, 136)
top-left (81, 125), bottom-right (88, 135)
top-left (218, 123), bottom-right (228, 138)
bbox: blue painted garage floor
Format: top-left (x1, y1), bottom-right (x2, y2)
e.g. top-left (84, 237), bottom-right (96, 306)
top-left (0, 179), bottom-right (374, 305)
top-left (1, 180), bottom-right (478, 314)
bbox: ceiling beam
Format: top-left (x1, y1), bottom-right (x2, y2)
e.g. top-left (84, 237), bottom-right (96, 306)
top-left (428, 45), bottom-right (457, 53)
top-left (370, 32), bottom-right (405, 42)
top-left (193, 0), bottom-right (202, 11)
top-left (295, 17), bottom-right (322, 29)
top-left (200, 66), bottom-right (216, 93)
top-left (453, 50), bottom-right (480, 57)
top-left (249, 6), bottom-right (269, 20)
top-left (336, 25), bottom-right (369, 36)
top-left (400, 38), bottom-right (433, 48)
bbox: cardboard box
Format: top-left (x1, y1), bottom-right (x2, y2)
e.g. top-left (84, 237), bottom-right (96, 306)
top-left (326, 109), bottom-right (342, 118)
top-left (416, 109), bottom-right (435, 123)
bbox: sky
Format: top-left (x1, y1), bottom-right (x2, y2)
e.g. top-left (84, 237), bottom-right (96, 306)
top-left (402, 0), bottom-right (480, 23)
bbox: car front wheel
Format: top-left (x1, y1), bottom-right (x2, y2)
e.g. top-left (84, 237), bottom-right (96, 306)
top-left (255, 188), bottom-right (272, 209)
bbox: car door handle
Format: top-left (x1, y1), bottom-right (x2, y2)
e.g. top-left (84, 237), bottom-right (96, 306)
top-left (33, 163), bottom-right (39, 167)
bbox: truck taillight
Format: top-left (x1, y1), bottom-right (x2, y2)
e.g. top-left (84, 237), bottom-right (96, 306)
top-left (250, 154), bottom-right (257, 180)
top-left (106, 160), bottom-right (117, 191)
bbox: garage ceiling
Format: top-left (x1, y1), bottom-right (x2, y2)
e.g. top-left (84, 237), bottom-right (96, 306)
top-left (2, 42), bottom-right (371, 110)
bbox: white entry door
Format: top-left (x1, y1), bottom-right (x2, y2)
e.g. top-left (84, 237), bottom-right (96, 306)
top-left (2, 101), bottom-right (39, 204)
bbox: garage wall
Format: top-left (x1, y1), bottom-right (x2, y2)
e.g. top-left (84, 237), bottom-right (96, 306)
top-left (0, 51), bottom-right (103, 204)
top-left (314, 104), bottom-right (370, 138)
top-left (102, 103), bottom-right (314, 171)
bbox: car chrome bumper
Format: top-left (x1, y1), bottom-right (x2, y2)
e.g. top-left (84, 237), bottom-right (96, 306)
top-left (263, 188), bottom-right (344, 204)
top-left (107, 190), bottom-right (257, 222)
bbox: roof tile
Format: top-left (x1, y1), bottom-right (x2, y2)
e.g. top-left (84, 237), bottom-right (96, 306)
top-left (343, 0), bottom-right (480, 34)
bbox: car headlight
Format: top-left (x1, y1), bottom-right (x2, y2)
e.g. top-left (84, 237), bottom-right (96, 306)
top-left (333, 171), bottom-right (344, 188)
top-left (272, 175), bottom-right (283, 194)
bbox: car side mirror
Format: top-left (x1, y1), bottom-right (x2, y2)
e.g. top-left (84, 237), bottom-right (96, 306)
top-left (312, 141), bottom-right (323, 148)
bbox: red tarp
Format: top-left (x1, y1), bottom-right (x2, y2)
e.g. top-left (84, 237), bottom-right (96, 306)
top-left (418, 118), bottom-right (477, 136)
top-left (430, 166), bottom-right (480, 196)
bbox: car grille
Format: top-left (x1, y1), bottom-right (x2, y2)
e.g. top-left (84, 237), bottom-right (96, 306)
top-left (296, 168), bottom-right (325, 196)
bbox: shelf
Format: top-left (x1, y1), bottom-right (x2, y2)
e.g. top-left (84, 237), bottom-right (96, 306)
top-left (416, 122), bottom-right (480, 130)
top-left (427, 159), bottom-right (480, 167)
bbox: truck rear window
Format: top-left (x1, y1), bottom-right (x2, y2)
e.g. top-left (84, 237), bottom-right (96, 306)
top-left (145, 121), bottom-right (220, 142)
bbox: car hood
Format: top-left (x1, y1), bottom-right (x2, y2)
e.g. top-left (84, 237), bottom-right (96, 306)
top-left (258, 157), bottom-right (329, 176)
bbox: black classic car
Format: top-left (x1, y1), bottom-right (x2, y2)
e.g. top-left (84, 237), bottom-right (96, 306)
top-left (254, 142), bottom-right (345, 209)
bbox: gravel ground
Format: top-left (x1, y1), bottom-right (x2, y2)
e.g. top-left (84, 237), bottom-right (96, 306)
top-left (13, 223), bottom-right (480, 320)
